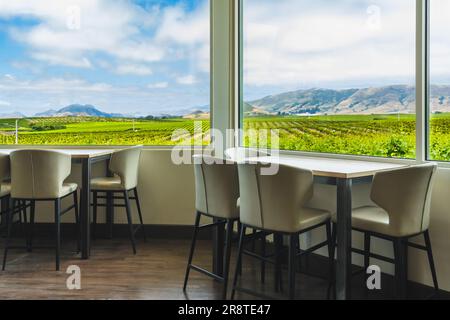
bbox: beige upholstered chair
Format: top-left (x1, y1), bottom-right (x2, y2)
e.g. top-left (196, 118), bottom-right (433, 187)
top-left (183, 155), bottom-right (239, 299)
top-left (232, 162), bottom-right (332, 300)
top-left (331, 163), bottom-right (439, 297)
top-left (90, 146), bottom-right (145, 254)
top-left (3, 150), bottom-right (79, 271)
top-left (0, 153), bottom-right (10, 199)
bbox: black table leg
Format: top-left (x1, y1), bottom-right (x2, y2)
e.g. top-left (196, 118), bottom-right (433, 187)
top-left (336, 177), bottom-right (352, 300)
top-left (80, 158), bottom-right (92, 259)
top-left (106, 160), bottom-right (114, 239)
top-left (212, 217), bottom-right (224, 277)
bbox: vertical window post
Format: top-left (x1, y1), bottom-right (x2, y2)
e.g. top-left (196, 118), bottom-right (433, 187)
top-left (416, 0), bottom-right (430, 162)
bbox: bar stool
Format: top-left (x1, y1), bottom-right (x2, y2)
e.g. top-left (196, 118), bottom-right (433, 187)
top-left (224, 147), bottom-right (271, 283)
top-left (0, 153), bottom-right (13, 227)
top-left (2, 150), bottom-right (79, 271)
top-left (183, 155), bottom-right (239, 300)
top-left (232, 162), bottom-right (333, 300)
top-left (91, 146), bottom-right (145, 254)
top-left (331, 163), bottom-right (439, 298)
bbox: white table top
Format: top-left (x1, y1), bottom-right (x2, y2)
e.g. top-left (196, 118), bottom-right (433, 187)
top-left (0, 148), bottom-right (114, 159)
top-left (247, 155), bottom-right (409, 179)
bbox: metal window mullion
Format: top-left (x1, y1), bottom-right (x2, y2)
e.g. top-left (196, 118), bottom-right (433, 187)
top-left (416, 0), bottom-right (430, 163)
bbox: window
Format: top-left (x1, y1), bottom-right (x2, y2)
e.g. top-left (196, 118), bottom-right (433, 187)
top-left (0, 0), bottom-right (210, 145)
top-left (241, 0), bottom-right (416, 158)
top-left (429, 0), bottom-right (450, 161)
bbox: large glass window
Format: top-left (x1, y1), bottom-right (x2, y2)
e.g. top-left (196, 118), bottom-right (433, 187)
top-left (429, 0), bottom-right (450, 161)
top-left (241, 0), bottom-right (416, 158)
top-left (0, 0), bottom-right (210, 145)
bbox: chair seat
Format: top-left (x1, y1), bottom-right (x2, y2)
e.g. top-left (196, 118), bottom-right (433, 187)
top-left (61, 183), bottom-right (78, 198)
top-left (0, 183), bottom-right (11, 198)
top-left (90, 176), bottom-right (125, 191)
top-left (295, 207), bottom-right (331, 233)
top-left (332, 206), bottom-right (396, 236)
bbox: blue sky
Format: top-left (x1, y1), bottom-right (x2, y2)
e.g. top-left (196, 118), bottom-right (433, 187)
top-left (1, 0), bottom-right (449, 116)
top-left (0, 0), bottom-right (210, 116)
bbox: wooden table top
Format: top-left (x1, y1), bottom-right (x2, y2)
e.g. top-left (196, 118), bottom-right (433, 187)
top-left (247, 155), bottom-right (409, 179)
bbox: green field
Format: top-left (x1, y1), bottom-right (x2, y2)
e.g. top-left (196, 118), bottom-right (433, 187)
top-left (1, 114), bottom-right (450, 161)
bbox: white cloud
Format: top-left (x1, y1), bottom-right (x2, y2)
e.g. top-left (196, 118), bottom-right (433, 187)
top-left (148, 82), bottom-right (168, 89)
top-left (0, 77), bottom-right (112, 93)
top-left (0, 100), bottom-right (11, 106)
top-left (115, 64), bottom-right (153, 76)
top-left (32, 52), bottom-right (92, 68)
top-left (176, 75), bottom-right (197, 85)
top-left (243, 0), bottom-right (416, 89)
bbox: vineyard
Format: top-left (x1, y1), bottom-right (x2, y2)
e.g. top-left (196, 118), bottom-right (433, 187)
top-left (0, 114), bottom-right (450, 161)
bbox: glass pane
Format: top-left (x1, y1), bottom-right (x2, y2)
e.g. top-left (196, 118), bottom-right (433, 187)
top-left (0, 0), bottom-right (210, 145)
top-left (242, 0), bottom-right (416, 158)
top-left (429, 0), bottom-right (450, 161)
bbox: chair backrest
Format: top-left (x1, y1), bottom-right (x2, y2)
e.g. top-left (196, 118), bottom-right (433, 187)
top-left (237, 162), bottom-right (314, 232)
top-left (10, 150), bottom-right (71, 199)
top-left (0, 153), bottom-right (10, 183)
top-left (109, 146), bottom-right (143, 190)
top-left (193, 155), bottom-right (239, 219)
top-left (370, 163), bottom-right (438, 236)
top-left (224, 147), bottom-right (270, 162)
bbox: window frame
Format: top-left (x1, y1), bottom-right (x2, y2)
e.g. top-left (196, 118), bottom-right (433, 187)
top-left (236, 0), bottom-right (449, 166)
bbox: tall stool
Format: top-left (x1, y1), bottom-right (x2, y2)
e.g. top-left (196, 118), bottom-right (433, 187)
top-left (331, 163), bottom-right (439, 298)
top-left (183, 155), bottom-right (239, 300)
top-left (91, 146), bottom-right (145, 254)
top-left (232, 162), bottom-right (333, 300)
top-left (3, 150), bottom-right (79, 271)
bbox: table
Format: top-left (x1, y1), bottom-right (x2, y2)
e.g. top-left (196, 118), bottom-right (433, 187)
top-left (0, 148), bottom-right (114, 259)
top-left (215, 155), bottom-right (408, 300)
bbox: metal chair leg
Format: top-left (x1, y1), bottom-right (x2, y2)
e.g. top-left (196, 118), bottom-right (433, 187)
top-left (2, 199), bottom-right (15, 271)
top-left (222, 220), bottom-right (234, 300)
top-left (73, 191), bottom-right (80, 253)
top-left (124, 191), bottom-right (137, 254)
top-left (274, 233), bottom-right (284, 292)
top-left (133, 188), bottom-right (146, 241)
top-left (424, 230), bottom-right (439, 294)
top-left (288, 234), bottom-right (297, 300)
top-left (231, 225), bottom-right (246, 300)
top-left (393, 238), bottom-right (407, 299)
top-left (183, 211), bottom-right (201, 291)
top-left (92, 191), bottom-right (98, 238)
top-left (260, 231), bottom-right (266, 284)
top-left (55, 198), bottom-right (61, 271)
top-left (28, 201), bottom-right (35, 252)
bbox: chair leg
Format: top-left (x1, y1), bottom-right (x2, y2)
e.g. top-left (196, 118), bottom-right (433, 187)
top-left (424, 230), bottom-right (439, 293)
top-left (288, 234), bottom-right (297, 300)
top-left (237, 221), bottom-right (242, 276)
top-left (260, 231), bottom-right (266, 284)
top-left (92, 191), bottom-right (97, 238)
top-left (2, 199), bottom-right (15, 271)
top-left (133, 188), bottom-right (146, 241)
top-left (393, 238), bottom-right (407, 299)
top-left (55, 199), bottom-right (61, 271)
top-left (251, 229), bottom-right (257, 252)
top-left (327, 222), bottom-right (337, 300)
top-left (326, 221), bottom-right (334, 282)
top-left (274, 233), bottom-right (284, 292)
top-left (73, 191), bottom-right (80, 253)
top-left (183, 211), bottom-right (201, 291)
top-left (28, 201), bottom-right (35, 252)
top-left (21, 200), bottom-right (30, 251)
top-left (231, 225), bottom-right (246, 300)
top-left (124, 191), bottom-right (137, 254)
top-left (222, 219), bottom-right (234, 300)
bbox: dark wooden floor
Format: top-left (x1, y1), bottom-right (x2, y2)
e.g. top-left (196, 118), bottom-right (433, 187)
top-left (0, 237), bottom-right (445, 300)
